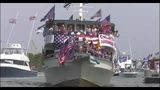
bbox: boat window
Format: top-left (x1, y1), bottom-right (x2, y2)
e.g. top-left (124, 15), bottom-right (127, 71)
top-left (0, 59), bottom-right (14, 64)
top-left (24, 62), bottom-right (28, 66)
top-left (14, 60), bottom-right (26, 66)
top-left (67, 24), bottom-right (74, 31)
top-left (0, 59), bottom-right (5, 63)
top-left (76, 24), bottom-right (85, 32)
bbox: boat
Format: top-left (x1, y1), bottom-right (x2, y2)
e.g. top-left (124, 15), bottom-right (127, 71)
top-left (113, 63), bottom-right (121, 76)
top-left (118, 54), bottom-right (138, 78)
top-left (41, 3), bottom-right (119, 86)
top-left (144, 56), bottom-right (160, 83)
top-left (0, 43), bottom-right (37, 77)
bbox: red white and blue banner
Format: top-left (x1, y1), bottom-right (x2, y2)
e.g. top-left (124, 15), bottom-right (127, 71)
top-left (98, 34), bottom-right (115, 48)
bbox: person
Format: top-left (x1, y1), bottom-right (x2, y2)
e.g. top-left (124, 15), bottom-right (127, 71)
top-left (82, 38), bottom-right (87, 53)
top-left (101, 23), bottom-right (112, 35)
top-left (86, 25), bottom-right (92, 35)
top-left (92, 25), bottom-right (97, 37)
top-left (67, 26), bottom-right (73, 36)
top-left (59, 24), bottom-right (68, 35)
top-left (156, 63), bottom-right (159, 74)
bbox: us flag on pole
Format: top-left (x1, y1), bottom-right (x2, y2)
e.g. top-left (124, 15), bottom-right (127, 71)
top-left (29, 16), bottom-right (36, 21)
top-left (40, 5), bottom-right (55, 22)
top-left (53, 32), bottom-right (69, 49)
top-left (9, 18), bottom-right (17, 24)
top-left (90, 9), bottom-right (102, 19)
top-left (58, 42), bottom-right (75, 65)
top-left (100, 15), bottom-right (111, 25)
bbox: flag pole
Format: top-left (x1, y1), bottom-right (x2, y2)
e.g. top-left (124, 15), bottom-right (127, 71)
top-left (5, 12), bottom-right (19, 48)
top-left (128, 39), bottom-right (133, 60)
top-left (26, 12), bottom-right (38, 54)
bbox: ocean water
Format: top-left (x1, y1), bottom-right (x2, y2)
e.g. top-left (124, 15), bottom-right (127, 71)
top-left (0, 72), bottom-right (159, 87)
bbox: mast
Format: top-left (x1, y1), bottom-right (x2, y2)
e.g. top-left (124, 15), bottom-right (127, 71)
top-left (5, 12), bottom-right (19, 48)
top-left (128, 39), bottom-right (132, 60)
top-left (79, 3), bottom-right (84, 21)
top-left (72, 3), bottom-right (92, 21)
top-left (26, 12), bottom-right (38, 53)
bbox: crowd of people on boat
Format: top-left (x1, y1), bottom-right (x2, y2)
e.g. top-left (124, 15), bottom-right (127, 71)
top-left (40, 19), bottom-right (119, 38)
top-left (41, 19), bottom-right (117, 61)
top-left (73, 37), bottom-right (113, 61)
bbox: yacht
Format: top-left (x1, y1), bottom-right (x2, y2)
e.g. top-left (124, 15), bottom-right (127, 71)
top-left (0, 43), bottom-right (37, 77)
top-left (41, 3), bottom-right (119, 86)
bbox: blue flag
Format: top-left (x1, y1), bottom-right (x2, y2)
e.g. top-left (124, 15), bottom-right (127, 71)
top-left (119, 56), bottom-right (127, 63)
top-left (40, 5), bottom-right (55, 22)
top-left (155, 51), bottom-right (160, 56)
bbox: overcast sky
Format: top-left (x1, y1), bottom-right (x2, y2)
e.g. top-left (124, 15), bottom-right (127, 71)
top-left (1, 3), bottom-right (159, 59)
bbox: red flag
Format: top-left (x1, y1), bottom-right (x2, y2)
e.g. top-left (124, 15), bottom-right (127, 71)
top-left (9, 18), bottom-right (16, 24)
top-left (29, 16), bottom-right (36, 21)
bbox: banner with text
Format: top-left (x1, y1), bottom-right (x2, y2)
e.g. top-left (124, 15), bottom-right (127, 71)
top-left (98, 34), bottom-right (115, 47)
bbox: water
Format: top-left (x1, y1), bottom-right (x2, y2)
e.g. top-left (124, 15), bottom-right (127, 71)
top-left (1, 72), bottom-right (159, 87)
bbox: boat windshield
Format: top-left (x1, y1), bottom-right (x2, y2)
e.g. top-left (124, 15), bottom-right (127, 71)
top-left (1, 48), bottom-right (24, 54)
top-left (0, 59), bottom-right (28, 66)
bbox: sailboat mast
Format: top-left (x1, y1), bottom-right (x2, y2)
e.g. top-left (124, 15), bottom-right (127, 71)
top-left (26, 12), bottom-right (38, 54)
top-left (128, 39), bottom-right (133, 59)
top-left (5, 12), bottom-right (19, 48)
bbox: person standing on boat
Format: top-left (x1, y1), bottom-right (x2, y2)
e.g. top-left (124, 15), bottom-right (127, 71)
top-left (67, 25), bottom-right (73, 36)
top-left (86, 25), bottom-right (92, 35)
top-left (92, 25), bottom-right (98, 37)
top-left (100, 23), bottom-right (112, 35)
top-left (59, 24), bottom-right (67, 35)
top-left (43, 19), bottom-right (53, 36)
top-left (156, 63), bottom-right (159, 74)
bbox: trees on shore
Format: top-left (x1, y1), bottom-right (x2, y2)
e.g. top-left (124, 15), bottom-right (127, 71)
top-left (27, 53), bottom-right (44, 71)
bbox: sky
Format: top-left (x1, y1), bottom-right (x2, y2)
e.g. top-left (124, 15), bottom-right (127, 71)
top-left (1, 3), bottom-right (159, 59)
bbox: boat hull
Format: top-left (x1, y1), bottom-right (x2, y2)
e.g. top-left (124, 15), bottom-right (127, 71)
top-left (0, 67), bottom-right (37, 77)
top-left (120, 71), bottom-right (138, 78)
top-left (44, 55), bottom-right (113, 86)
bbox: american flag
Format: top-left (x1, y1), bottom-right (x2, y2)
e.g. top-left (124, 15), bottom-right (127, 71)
top-left (40, 5), bottom-right (55, 22)
top-left (58, 41), bottom-right (75, 65)
top-left (53, 33), bottom-right (69, 49)
top-left (29, 16), bottom-right (36, 21)
top-left (90, 9), bottom-right (102, 19)
top-left (9, 18), bottom-right (16, 24)
top-left (100, 15), bottom-right (111, 25)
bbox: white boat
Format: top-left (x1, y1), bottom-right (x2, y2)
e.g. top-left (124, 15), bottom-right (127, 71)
top-left (41, 4), bottom-right (119, 86)
top-left (119, 54), bottom-right (138, 78)
top-left (0, 43), bottom-right (37, 77)
top-left (113, 57), bottom-right (121, 76)
top-left (143, 56), bottom-right (160, 83)
top-left (113, 66), bottom-right (121, 76)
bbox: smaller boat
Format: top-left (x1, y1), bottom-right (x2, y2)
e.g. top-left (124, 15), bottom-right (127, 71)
top-left (113, 67), bottom-right (121, 76)
top-left (121, 64), bottom-right (138, 77)
top-left (119, 55), bottom-right (138, 78)
top-left (113, 60), bottom-right (121, 76)
top-left (0, 43), bottom-right (37, 77)
top-left (144, 57), bottom-right (160, 83)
